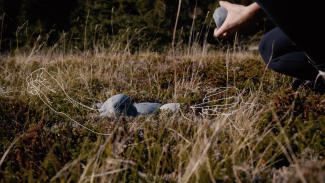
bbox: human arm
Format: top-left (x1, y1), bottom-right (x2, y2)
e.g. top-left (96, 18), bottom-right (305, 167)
top-left (214, 1), bottom-right (266, 39)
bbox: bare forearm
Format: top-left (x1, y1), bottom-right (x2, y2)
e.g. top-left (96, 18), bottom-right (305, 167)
top-left (246, 2), bottom-right (266, 21)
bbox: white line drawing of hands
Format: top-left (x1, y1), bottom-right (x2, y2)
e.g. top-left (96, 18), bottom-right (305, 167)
top-left (190, 86), bottom-right (253, 131)
top-left (191, 87), bottom-right (241, 115)
top-left (26, 68), bottom-right (110, 136)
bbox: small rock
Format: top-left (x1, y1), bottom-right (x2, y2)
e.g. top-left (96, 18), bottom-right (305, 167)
top-left (134, 103), bottom-right (163, 115)
top-left (99, 94), bottom-right (137, 118)
top-left (0, 87), bottom-right (3, 93)
top-left (96, 103), bottom-right (103, 108)
top-left (213, 7), bottom-right (228, 29)
top-left (160, 103), bottom-right (180, 112)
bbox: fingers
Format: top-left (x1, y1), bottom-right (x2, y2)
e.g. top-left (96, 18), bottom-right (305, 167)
top-left (223, 32), bottom-right (230, 39)
top-left (214, 28), bottom-right (228, 39)
top-left (214, 1), bottom-right (232, 37)
top-left (223, 31), bottom-right (235, 39)
top-left (214, 24), bottom-right (228, 38)
top-left (214, 1), bottom-right (240, 38)
top-left (214, 27), bottom-right (237, 39)
top-left (214, 28), bottom-right (218, 37)
top-left (219, 1), bottom-right (232, 10)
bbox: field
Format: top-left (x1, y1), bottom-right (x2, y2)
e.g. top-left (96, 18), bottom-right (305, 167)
top-left (1, 39), bottom-right (325, 182)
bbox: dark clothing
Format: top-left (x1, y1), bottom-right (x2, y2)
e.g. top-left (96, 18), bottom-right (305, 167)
top-left (259, 27), bottom-right (318, 81)
top-left (255, 0), bottom-right (325, 80)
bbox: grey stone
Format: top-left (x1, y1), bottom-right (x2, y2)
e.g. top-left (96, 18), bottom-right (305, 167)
top-left (134, 103), bottom-right (163, 115)
top-left (160, 103), bottom-right (180, 112)
top-left (213, 7), bottom-right (228, 29)
top-left (96, 103), bottom-right (103, 108)
top-left (0, 87), bottom-right (3, 93)
top-left (99, 94), bottom-right (137, 118)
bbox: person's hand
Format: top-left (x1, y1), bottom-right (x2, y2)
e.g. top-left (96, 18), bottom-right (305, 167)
top-left (214, 1), bottom-right (263, 39)
top-left (26, 68), bottom-right (80, 113)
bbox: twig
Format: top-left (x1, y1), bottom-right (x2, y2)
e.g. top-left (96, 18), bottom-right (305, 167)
top-left (0, 137), bottom-right (19, 168)
top-left (172, 0), bottom-right (182, 103)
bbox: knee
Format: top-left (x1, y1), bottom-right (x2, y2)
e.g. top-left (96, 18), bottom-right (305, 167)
top-left (259, 35), bottom-right (272, 65)
top-left (258, 34), bottom-right (283, 74)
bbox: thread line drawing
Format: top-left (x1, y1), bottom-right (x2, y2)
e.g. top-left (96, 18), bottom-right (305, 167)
top-left (26, 68), bottom-right (111, 136)
top-left (27, 68), bottom-right (252, 135)
top-left (190, 87), bottom-right (252, 131)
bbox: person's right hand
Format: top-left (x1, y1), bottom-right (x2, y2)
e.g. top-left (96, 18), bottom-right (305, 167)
top-left (214, 1), bottom-right (262, 39)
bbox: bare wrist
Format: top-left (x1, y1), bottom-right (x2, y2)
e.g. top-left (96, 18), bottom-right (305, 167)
top-left (246, 3), bottom-right (265, 21)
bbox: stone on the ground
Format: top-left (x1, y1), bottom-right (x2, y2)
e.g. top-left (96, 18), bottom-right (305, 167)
top-left (99, 94), bottom-right (138, 118)
top-left (0, 87), bottom-right (3, 93)
top-left (213, 7), bottom-right (228, 29)
top-left (134, 103), bottom-right (163, 115)
top-left (160, 103), bottom-right (180, 112)
top-left (96, 103), bottom-right (103, 108)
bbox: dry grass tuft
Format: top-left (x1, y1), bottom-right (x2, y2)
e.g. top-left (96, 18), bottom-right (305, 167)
top-left (1, 35), bottom-right (324, 182)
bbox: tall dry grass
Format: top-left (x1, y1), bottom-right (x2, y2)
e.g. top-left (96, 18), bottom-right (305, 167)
top-left (1, 12), bottom-right (325, 183)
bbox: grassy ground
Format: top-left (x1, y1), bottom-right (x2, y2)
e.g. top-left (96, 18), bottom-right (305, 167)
top-left (1, 42), bottom-right (325, 182)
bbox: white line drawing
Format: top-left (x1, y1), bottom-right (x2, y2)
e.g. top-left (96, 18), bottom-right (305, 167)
top-left (26, 68), bottom-right (111, 136)
top-left (26, 68), bottom-right (252, 135)
top-left (190, 86), bottom-right (252, 131)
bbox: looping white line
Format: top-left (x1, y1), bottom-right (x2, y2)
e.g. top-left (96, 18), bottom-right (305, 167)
top-left (26, 69), bottom-right (253, 135)
top-left (191, 86), bottom-right (253, 131)
top-left (26, 68), bottom-right (110, 136)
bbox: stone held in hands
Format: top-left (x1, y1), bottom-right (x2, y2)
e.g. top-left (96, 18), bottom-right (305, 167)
top-left (213, 7), bottom-right (228, 29)
top-left (99, 94), bottom-right (138, 118)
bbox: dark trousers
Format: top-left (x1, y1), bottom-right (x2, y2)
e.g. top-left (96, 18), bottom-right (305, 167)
top-left (259, 27), bottom-right (318, 81)
top-left (255, 0), bottom-right (325, 81)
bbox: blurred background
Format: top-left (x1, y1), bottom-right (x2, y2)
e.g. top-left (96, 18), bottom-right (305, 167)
top-left (0, 0), bottom-right (275, 52)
